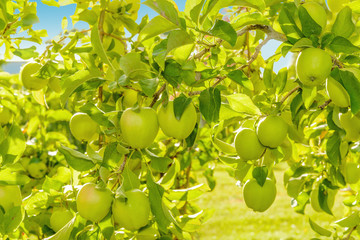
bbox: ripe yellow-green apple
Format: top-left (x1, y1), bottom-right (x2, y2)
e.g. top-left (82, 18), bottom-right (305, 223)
top-left (326, 77), bottom-right (350, 108)
top-left (256, 115), bottom-right (288, 148)
top-left (344, 162), bottom-right (360, 184)
top-left (234, 128), bottom-right (265, 160)
top-left (301, 2), bottom-right (327, 30)
top-left (20, 62), bottom-right (48, 91)
top-left (243, 178), bottom-right (276, 212)
top-left (0, 185), bottom-right (22, 213)
top-left (69, 113), bottom-right (98, 142)
top-left (296, 48), bottom-right (332, 86)
top-left (120, 107), bottom-right (159, 149)
top-left (310, 184), bottom-right (336, 212)
top-left (27, 160), bottom-right (47, 179)
top-left (50, 208), bottom-right (74, 232)
top-left (112, 189), bottom-right (150, 231)
top-left (122, 89), bottom-right (138, 108)
top-left (76, 183), bottom-right (113, 222)
top-left (339, 111), bottom-right (360, 141)
top-left (0, 106), bottom-right (12, 125)
top-left (158, 101), bottom-right (197, 140)
top-left (136, 227), bottom-right (159, 240)
top-left (327, 0), bottom-right (349, 12)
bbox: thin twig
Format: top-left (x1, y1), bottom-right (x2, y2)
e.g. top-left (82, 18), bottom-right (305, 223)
top-left (237, 24), bottom-right (287, 42)
top-left (103, 32), bottom-right (126, 45)
top-left (280, 86), bottom-right (301, 104)
top-left (98, 10), bottom-right (105, 41)
top-left (319, 99), bottom-right (332, 110)
top-left (149, 83), bottom-right (166, 107)
top-left (344, 226), bottom-right (356, 240)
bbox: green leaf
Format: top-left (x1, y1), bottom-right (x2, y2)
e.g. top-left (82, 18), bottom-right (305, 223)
top-left (121, 167), bottom-right (140, 192)
top-left (278, 3), bottom-right (303, 44)
top-left (216, 0), bottom-right (266, 12)
top-left (78, 9), bottom-right (97, 25)
top-left (199, 87), bottom-right (221, 123)
top-left (184, 0), bottom-right (205, 23)
top-left (162, 60), bottom-right (182, 87)
top-left (298, 5), bottom-right (322, 37)
top-left (225, 93), bottom-right (261, 115)
top-left (334, 211), bottom-right (360, 228)
top-left (173, 94), bottom-right (192, 120)
top-left (167, 184), bottom-right (208, 201)
top-left (79, 102), bottom-right (114, 128)
top-left (167, 30), bottom-right (193, 54)
top-left (138, 16), bottom-right (179, 42)
top-left (143, 0), bottom-right (180, 25)
top-left (22, 13), bottom-right (39, 26)
top-left (318, 183), bottom-right (333, 215)
top-left (139, 78), bottom-right (159, 97)
top-left (147, 172), bottom-right (171, 233)
top-left (0, 206), bottom-right (23, 235)
top-left (120, 52), bottom-right (151, 80)
top-left (326, 132), bottom-right (341, 167)
top-left (332, 6), bottom-right (355, 38)
top-left (146, 150), bottom-right (173, 173)
top-left (301, 85), bottom-right (317, 109)
top-left (0, 124), bottom-right (26, 165)
top-left (209, 19), bottom-right (237, 46)
top-left (227, 70), bottom-right (253, 91)
top-left (0, 168), bottom-right (30, 185)
top-left (158, 159), bottom-right (179, 190)
top-left (13, 46), bottom-right (39, 60)
top-left (340, 70), bottom-right (360, 114)
top-left (329, 36), bottom-right (360, 54)
top-left (252, 166), bottom-right (268, 187)
top-left (58, 145), bottom-right (95, 171)
top-left (309, 218), bottom-right (332, 237)
top-left (274, 68), bottom-right (288, 94)
top-left (44, 216), bottom-right (76, 240)
top-left (91, 24), bottom-right (115, 71)
top-left (98, 212), bottom-right (114, 240)
top-left (185, 122), bottom-right (198, 148)
top-left (263, 60), bottom-right (274, 89)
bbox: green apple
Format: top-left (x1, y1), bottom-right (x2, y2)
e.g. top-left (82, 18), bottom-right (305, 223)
top-left (327, 0), bottom-right (349, 12)
top-left (344, 162), bottom-right (360, 184)
top-left (136, 226), bottom-right (159, 240)
top-left (50, 208), bottom-right (74, 232)
top-left (301, 2), bottom-right (327, 30)
top-left (0, 106), bottom-right (12, 125)
top-left (122, 89), bottom-right (138, 108)
top-left (326, 77), bottom-right (350, 108)
top-left (27, 159), bottom-right (47, 179)
top-left (243, 178), bottom-right (276, 212)
top-left (0, 185), bottom-right (22, 213)
top-left (20, 62), bottom-right (48, 91)
top-left (120, 107), bottom-right (159, 149)
top-left (70, 113), bottom-right (98, 142)
top-left (310, 184), bottom-right (336, 212)
top-left (234, 128), bottom-right (266, 160)
top-left (296, 48), bottom-right (332, 86)
top-left (112, 189), bottom-right (150, 231)
top-left (76, 183), bottom-right (113, 222)
top-left (339, 111), bottom-right (360, 141)
top-left (158, 101), bottom-right (197, 140)
top-left (256, 115), bottom-right (288, 148)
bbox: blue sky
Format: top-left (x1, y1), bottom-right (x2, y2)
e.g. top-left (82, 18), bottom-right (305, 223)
top-left (16, 0), bottom-right (289, 71)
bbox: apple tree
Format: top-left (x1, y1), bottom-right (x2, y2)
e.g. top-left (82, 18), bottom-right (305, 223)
top-left (1, 0), bottom-right (360, 239)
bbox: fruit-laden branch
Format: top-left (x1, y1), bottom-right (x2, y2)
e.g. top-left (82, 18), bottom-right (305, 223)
top-left (149, 83), bottom-right (166, 107)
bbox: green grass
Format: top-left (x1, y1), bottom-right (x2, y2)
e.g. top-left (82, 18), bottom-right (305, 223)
top-left (194, 163), bottom-right (346, 240)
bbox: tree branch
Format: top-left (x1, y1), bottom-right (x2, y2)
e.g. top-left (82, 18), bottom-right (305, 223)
top-left (344, 226), bottom-right (356, 240)
top-left (149, 83), bottom-right (166, 107)
top-left (280, 86), bottom-right (301, 104)
top-left (237, 24), bottom-right (287, 42)
top-left (319, 99), bottom-right (332, 110)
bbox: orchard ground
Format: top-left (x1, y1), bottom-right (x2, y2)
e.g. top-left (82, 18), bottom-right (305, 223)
top-left (195, 163), bottom-right (344, 239)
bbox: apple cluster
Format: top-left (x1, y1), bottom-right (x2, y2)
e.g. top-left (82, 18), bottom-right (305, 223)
top-left (234, 115), bottom-right (288, 212)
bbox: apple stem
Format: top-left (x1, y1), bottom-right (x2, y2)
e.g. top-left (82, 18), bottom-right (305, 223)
top-left (280, 86), bottom-right (301, 105)
top-left (150, 83), bottom-right (166, 107)
top-left (344, 226), bottom-right (356, 240)
top-left (319, 99), bottom-right (332, 110)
